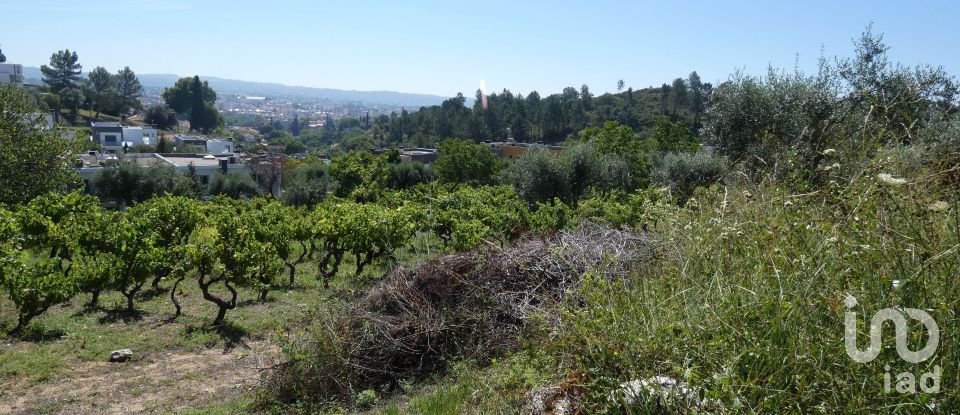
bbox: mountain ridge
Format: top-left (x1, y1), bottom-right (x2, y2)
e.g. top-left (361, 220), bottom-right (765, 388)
top-left (20, 66), bottom-right (447, 107)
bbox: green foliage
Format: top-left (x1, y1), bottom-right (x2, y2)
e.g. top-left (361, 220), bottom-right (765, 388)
top-left (282, 158), bottom-right (331, 207)
top-left (0, 86), bottom-right (81, 205)
top-left (143, 104), bottom-right (178, 130)
top-left (651, 152), bottom-right (727, 204)
top-left (387, 160), bottom-right (434, 190)
top-left (416, 185), bottom-right (528, 250)
top-left (163, 76), bottom-right (221, 133)
top-left (162, 76), bottom-right (217, 114)
top-left (504, 149), bottom-right (570, 204)
top-left (580, 121), bottom-right (651, 188)
top-left (556, 171), bottom-right (960, 413)
top-left (92, 161), bottom-right (178, 207)
top-left (85, 66), bottom-right (114, 118)
top-left (309, 200), bottom-right (414, 287)
top-left (355, 389), bottom-right (378, 408)
top-left (114, 66), bottom-right (142, 116)
top-left (329, 151), bottom-right (387, 202)
top-left (2, 192), bottom-right (99, 334)
top-left (704, 26), bottom-right (959, 181)
top-left (574, 187), bottom-right (674, 229)
top-left (210, 171), bottom-right (261, 199)
top-left (649, 118), bottom-right (699, 153)
top-left (40, 49), bottom-right (82, 94)
top-left (527, 199), bottom-right (573, 233)
top-left (433, 139), bottom-right (501, 187)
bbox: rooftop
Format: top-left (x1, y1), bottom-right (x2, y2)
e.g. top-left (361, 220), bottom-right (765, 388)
top-left (157, 154), bottom-right (232, 167)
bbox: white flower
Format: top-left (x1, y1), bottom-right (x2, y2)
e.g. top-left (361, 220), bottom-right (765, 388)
top-left (822, 148), bottom-right (837, 156)
top-left (928, 201), bottom-right (950, 212)
top-left (877, 173), bottom-right (908, 187)
top-left (831, 163), bottom-right (840, 170)
top-left (892, 279), bottom-right (902, 289)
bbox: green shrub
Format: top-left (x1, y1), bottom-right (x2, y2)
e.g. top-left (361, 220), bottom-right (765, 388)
top-left (651, 152), bottom-right (727, 204)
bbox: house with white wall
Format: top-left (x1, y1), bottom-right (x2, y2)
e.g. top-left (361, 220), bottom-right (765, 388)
top-left (91, 122), bottom-right (159, 151)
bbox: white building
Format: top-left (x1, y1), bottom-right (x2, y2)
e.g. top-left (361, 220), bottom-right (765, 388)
top-left (78, 153), bottom-right (248, 194)
top-left (0, 63), bottom-right (24, 86)
top-left (206, 139), bottom-right (234, 154)
top-left (91, 122), bottom-right (159, 151)
top-left (121, 126), bottom-right (158, 147)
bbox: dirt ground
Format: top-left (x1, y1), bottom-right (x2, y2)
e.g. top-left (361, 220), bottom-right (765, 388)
top-left (0, 340), bottom-right (281, 415)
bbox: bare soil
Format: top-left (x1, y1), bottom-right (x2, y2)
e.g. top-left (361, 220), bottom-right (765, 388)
top-left (0, 340), bottom-right (281, 415)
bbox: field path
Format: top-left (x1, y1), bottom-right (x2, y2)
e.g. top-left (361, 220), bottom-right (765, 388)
top-left (0, 340), bottom-right (280, 414)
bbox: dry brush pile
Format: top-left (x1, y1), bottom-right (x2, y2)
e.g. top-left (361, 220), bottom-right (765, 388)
top-left (263, 220), bottom-right (653, 405)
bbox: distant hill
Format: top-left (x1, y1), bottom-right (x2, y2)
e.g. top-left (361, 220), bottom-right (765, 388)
top-left (21, 67), bottom-right (447, 107)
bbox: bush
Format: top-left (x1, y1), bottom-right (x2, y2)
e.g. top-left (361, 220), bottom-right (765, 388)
top-left (387, 161), bottom-right (434, 190)
top-left (651, 152), bottom-right (727, 204)
top-left (505, 143), bottom-right (635, 207)
top-left (209, 171), bottom-right (261, 199)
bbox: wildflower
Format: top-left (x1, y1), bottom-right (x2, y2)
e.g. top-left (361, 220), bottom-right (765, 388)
top-left (877, 173), bottom-right (907, 187)
top-left (822, 148), bottom-right (836, 156)
top-left (831, 163), bottom-right (840, 170)
top-left (928, 201), bottom-right (950, 212)
top-left (892, 279), bottom-right (902, 289)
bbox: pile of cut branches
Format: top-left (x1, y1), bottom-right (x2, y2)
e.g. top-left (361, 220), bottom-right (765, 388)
top-left (264, 220), bottom-right (652, 404)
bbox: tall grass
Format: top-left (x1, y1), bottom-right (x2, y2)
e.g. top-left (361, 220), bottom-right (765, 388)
top-left (552, 153), bottom-right (960, 413)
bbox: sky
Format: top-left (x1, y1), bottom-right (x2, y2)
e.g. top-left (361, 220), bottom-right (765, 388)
top-left (3, 0), bottom-right (959, 98)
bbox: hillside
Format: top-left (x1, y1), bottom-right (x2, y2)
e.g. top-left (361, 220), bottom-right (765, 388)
top-left (21, 67), bottom-right (447, 107)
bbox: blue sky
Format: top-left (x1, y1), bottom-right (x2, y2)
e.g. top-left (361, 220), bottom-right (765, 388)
top-left (3, 0), bottom-right (958, 97)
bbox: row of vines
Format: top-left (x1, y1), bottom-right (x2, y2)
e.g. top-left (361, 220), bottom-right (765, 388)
top-left (0, 184), bottom-right (670, 334)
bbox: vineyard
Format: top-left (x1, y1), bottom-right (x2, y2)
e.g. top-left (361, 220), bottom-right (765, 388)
top-left (0, 185), bottom-right (670, 336)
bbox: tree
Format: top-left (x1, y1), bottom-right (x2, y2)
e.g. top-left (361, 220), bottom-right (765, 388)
top-left (41, 49), bottom-right (82, 94)
top-left (60, 87), bottom-right (85, 120)
top-left (671, 78), bottom-right (688, 115)
top-left (387, 161), bottom-right (434, 190)
top-left (115, 66), bottom-right (142, 118)
top-left (688, 71), bottom-right (705, 126)
top-left (162, 76), bottom-right (220, 133)
top-left (0, 86), bottom-right (81, 205)
top-left (659, 83), bottom-right (671, 115)
top-left (92, 162), bottom-right (176, 207)
top-left (162, 76), bottom-right (217, 114)
top-left (144, 104), bottom-right (178, 130)
top-left (434, 139), bottom-right (501, 188)
top-left (290, 114), bottom-right (301, 136)
top-left (650, 118), bottom-right (699, 153)
top-left (209, 171), bottom-right (261, 199)
top-left (86, 66), bottom-right (114, 119)
top-left (580, 121), bottom-right (649, 188)
top-left (617, 79), bottom-right (625, 92)
top-left (282, 158), bottom-right (331, 207)
top-left (0, 44), bottom-right (5, 63)
top-left (329, 151), bottom-right (387, 202)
